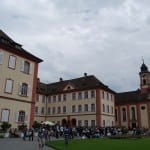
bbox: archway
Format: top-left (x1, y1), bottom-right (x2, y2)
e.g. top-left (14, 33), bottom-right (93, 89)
top-left (62, 119), bottom-right (67, 126)
top-left (71, 118), bottom-right (76, 127)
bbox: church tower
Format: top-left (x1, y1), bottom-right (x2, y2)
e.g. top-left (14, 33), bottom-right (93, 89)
top-left (139, 61), bottom-right (150, 93)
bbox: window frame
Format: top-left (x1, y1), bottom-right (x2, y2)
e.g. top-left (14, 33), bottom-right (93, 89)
top-left (84, 104), bottom-right (88, 112)
top-left (18, 111), bottom-right (25, 123)
top-left (5, 79), bottom-right (13, 94)
top-left (19, 83), bottom-right (29, 97)
top-left (0, 51), bottom-right (3, 65)
top-left (91, 103), bottom-right (95, 112)
top-left (21, 60), bottom-right (32, 74)
top-left (1, 109), bottom-right (10, 122)
top-left (8, 55), bottom-right (16, 69)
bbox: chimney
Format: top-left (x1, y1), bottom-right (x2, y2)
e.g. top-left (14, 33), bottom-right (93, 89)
top-left (84, 73), bottom-right (87, 77)
top-left (59, 77), bottom-right (63, 82)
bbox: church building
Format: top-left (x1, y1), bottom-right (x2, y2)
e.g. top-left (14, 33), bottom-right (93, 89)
top-left (116, 62), bottom-right (150, 129)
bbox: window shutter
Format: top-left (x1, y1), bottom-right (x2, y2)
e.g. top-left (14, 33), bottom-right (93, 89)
top-left (18, 83), bottom-right (22, 95)
top-left (25, 112), bottom-right (28, 123)
top-left (15, 112), bottom-right (19, 122)
top-left (20, 60), bottom-right (24, 72)
top-left (29, 62), bottom-right (32, 74)
top-left (0, 51), bottom-right (3, 64)
top-left (27, 85), bottom-right (30, 97)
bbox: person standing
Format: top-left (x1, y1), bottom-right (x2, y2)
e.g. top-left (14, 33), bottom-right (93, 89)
top-left (29, 128), bottom-right (34, 141)
top-left (64, 126), bottom-right (69, 145)
top-left (38, 128), bottom-right (45, 150)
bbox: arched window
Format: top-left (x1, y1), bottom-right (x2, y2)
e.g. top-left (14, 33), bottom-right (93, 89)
top-left (122, 108), bottom-right (126, 122)
top-left (115, 109), bottom-right (118, 121)
top-left (143, 79), bottom-right (146, 85)
top-left (131, 107), bottom-right (136, 121)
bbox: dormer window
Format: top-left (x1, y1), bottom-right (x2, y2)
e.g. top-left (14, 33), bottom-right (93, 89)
top-left (67, 86), bottom-right (71, 90)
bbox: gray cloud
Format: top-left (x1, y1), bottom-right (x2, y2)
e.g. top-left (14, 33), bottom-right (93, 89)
top-left (0, 0), bottom-right (150, 92)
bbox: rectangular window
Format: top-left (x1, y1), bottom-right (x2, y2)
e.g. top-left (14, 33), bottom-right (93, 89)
top-left (72, 93), bottom-right (76, 100)
top-left (115, 109), bottom-right (118, 121)
top-left (63, 106), bottom-right (66, 113)
top-left (84, 91), bottom-right (88, 99)
top-left (102, 91), bottom-right (104, 99)
top-left (111, 94), bottom-right (113, 101)
top-left (18, 111), bottom-right (25, 122)
top-left (91, 104), bottom-right (95, 112)
top-left (78, 92), bottom-right (82, 100)
top-left (8, 55), bottom-right (16, 69)
top-left (19, 83), bottom-right (29, 97)
top-left (5, 79), bottom-right (13, 93)
top-left (84, 104), bottom-right (88, 112)
top-left (84, 120), bottom-right (88, 127)
top-left (107, 93), bottom-right (109, 100)
top-left (107, 105), bottom-right (109, 113)
top-left (48, 96), bottom-right (51, 103)
top-left (78, 105), bottom-right (82, 112)
top-left (0, 51), bottom-right (3, 64)
top-left (41, 107), bottom-right (44, 114)
top-left (103, 120), bottom-right (105, 127)
top-left (63, 94), bottom-right (66, 101)
top-left (122, 108), bottom-right (127, 122)
top-left (91, 120), bottom-right (95, 127)
top-left (1, 109), bottom-right (10, 122)
top-left (111, 106), bottom-right (113, 114)
top-left (91, 90), bottom-right (95, 98)
top-left (72, 105), bottom-right (76, 113)
top-left (21, 60), bottom-right (32, 74)
top-left (103, 104), bottom-right (105, 112)
top-left (53, 95), bottom-right (56, 102)
top-left (57, 107), bottom-right (61, 114)
top-left (47, 107), bottom-right (51, 114)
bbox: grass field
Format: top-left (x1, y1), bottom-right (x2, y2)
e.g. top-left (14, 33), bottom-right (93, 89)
top-left (46, 137), bottom-right (150, 150)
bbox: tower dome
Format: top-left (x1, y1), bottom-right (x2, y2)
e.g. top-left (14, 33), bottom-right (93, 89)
top-left (140, 62), bottom-right (149, 73)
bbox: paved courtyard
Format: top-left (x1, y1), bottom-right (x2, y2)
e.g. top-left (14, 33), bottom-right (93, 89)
top-left (0, 137), bottom-right (54, 150)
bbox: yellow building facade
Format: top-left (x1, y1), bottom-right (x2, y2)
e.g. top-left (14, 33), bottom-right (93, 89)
top-left (0, 30), bottom-right (42, 128)
top-left (35, 75), bottom-right (115, 127)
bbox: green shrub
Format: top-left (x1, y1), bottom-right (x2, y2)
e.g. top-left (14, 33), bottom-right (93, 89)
top-left (18, 124), bottom-right (27, 131)
top-left (1, 122), bottom-right (11, 132)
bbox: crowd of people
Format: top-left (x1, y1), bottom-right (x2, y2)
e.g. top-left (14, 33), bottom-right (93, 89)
top-left (20, 125), bottom-right (149, 149)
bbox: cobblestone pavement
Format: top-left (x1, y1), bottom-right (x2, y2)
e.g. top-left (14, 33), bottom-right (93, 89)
top-left (0, 137), bottom-right (54, 150)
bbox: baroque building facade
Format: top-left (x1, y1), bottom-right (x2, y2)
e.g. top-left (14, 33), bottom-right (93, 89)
top-left (35, 74), bottom-right (115, 127)
top-left (0, 30), bottom-right (42, 128)
top-left (1, 30), bottom-right (150, 129)
top-left (116, 62), bottom-right (150, 129)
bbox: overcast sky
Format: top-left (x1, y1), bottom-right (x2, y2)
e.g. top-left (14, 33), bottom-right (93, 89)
top-left (1, 0), bottom-right (150, 92)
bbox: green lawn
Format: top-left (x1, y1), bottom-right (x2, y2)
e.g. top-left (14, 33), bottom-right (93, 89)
top-left (46, 137), bottom-right (150, 150)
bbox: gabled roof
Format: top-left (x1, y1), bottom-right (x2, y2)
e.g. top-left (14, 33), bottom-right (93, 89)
top-left (36, 82), bottom-right (48, 95)
top-left (0, 30), bottom-right (43, 63)
top-left (116, 90), bottom-right (149, 104)
top-left (37, 75), bottom-right (116, 95)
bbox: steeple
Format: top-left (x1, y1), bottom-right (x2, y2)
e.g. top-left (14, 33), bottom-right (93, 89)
top-left (139, 60), bottom-right (150, 93)
top-left (140, 59), bottom-right (149, 73)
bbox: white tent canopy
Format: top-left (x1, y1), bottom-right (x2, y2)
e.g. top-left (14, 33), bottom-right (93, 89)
top-left (41, 121), bottom-right (55, 126)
